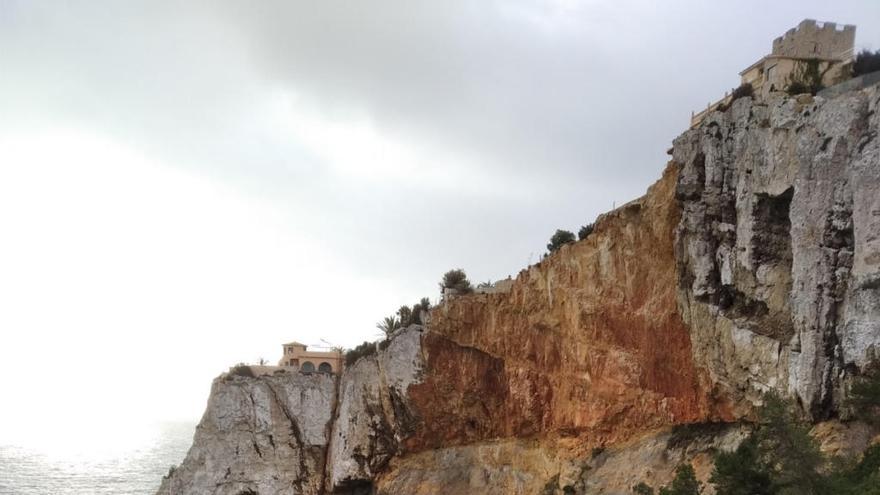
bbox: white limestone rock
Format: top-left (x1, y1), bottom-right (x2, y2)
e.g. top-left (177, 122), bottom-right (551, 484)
top-left (156, 371), bottom-right (336, 495)
top-left (326, 326), bottom-right (424, 493)
top-left (675, 86), bottom-right (880, 418)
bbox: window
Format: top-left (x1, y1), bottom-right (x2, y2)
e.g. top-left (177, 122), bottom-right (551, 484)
top-left (318, 362), bottom-right (332, 373)
top-left (300, 361), bottom-right (315, 373)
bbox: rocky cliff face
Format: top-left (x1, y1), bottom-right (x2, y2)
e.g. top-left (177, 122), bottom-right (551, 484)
top-left (159, 85), bottom-right (880, 495)
top-left (674, 87), bottom-right (880, 419)
top-left (156, 372), bottom-right (336, 495)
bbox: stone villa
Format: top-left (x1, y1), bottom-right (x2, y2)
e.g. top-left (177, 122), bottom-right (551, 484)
top-left (277, 341), bottom-right (343, 374)
top-left (691, 19), bottom-right (856, 128)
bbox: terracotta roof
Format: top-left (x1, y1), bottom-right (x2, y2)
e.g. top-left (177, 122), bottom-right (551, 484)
top-left (283, 341), bottom-right (306, 347)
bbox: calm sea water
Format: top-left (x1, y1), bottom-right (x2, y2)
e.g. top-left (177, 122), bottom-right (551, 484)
top-left (0, 421), bottom-right (195, 495)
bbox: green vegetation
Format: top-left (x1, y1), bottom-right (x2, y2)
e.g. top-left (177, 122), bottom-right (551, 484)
top-left (399, 297), bottom-right (431, 327)
top-left (847, 365), bottom-right (880, 424)
top-left (631, 369), bottom-right (880, 494)
top-left (659, 464), bottom-right (702, 495)
top-left (632, 482), bottom-right (655, 495)
top-left (631, 465), bottom-right (701, 495)
top-left (344, 341), bottom-right (377, 366)
top-left (578, 223), bottom-right (595, 241)
top-left (440, 269), bottom-right (473, 294)
top-left (852, 49), bottom-right (880, 77)
top-left (718, 83), bottom-right (754, 112)
top-left (547, 229), bottom-right (576, 252)
top-left (711, 437), bottom-right (774, 495)
top-left (710, 386), bottom-right (880, 495)
top-left (730, 82), bottom-right (754, 101)
top-left (376, 315), bottom-right (401, 338)
top-left (785, 58), bottom-right (829, 95)
top-left (228, 363), bottom-right (255, 378)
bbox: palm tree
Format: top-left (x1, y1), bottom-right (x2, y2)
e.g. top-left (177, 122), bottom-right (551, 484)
top-left (376, 315), bottom-right (401, 338)
top-left (397, 305), bottom-right (413, 327)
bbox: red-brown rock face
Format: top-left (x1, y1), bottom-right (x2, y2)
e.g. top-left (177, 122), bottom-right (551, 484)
top-left (406, 163), bottom-right (729, 454)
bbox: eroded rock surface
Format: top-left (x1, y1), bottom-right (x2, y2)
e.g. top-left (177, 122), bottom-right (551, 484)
top-left (674, 86), bottom-right (880, 418)
top-left (157, 372), bottom-right (335, 495)
top-left (327, 326), bottom-right (423, 493)
top-left (376, 425), bottom-right (748, 495)
top-left (411, 163), bottom-right (724, 454)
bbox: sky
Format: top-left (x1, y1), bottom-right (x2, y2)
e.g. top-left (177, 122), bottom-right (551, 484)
top-left (1, 0), bottom-right (879, 445)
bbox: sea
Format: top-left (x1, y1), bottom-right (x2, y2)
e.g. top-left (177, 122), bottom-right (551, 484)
top-left (0, 421), bottom-right (195, 495)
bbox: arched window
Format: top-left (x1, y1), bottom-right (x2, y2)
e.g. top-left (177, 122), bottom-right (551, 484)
top-left (318, 362), bottom-right (333, 373)
top-left (300, 361), bottom-right (315, 373)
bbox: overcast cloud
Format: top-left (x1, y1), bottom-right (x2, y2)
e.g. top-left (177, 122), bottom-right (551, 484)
top-left (1, 1), bottom-right (878, 434)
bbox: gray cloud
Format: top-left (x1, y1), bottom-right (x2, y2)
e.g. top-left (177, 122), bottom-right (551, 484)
top-left (3, 0), bottom-right (879, 298)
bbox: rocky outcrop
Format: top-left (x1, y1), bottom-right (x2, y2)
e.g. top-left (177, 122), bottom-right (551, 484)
top-left (156, 371), bottom-right (336, 495)
top-left (403, 163), bottom-right (725, 455)
top-left (160, 85), bottom-right (880, 495)
top-left (674, 86), bottom-right (880, 418)
top-left (326, 326), bottom-right (423, 493)
top-left (375, 424), bottom-right (748, 494)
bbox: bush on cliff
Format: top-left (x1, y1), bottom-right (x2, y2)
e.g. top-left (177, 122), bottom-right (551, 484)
top-left (547, 229), bottom-right (576, 252)
top-left (440, 269), bottom-right (473, 295)
top-left (228, 363), bottom-right (254, 378)
top-left (408, 297), bottom-right (431, 325)
top-left (718, 83), bottom-right (754, 112)
top-left (710, 436), bottom-right (774, 495)
top-left (395, 297), bottom-right (431, 327)
top-left (709, 386), bottom-right (880, 495)
top-left (376, 315), bottom-right (401, 338)
top-left (785, 58), bottom-right (828, 95)
top-left (632, 372), bottom-right (880, 494)
top-left (344, 341), bottom-right (377, 366)
top-left (730, 82), bottom-right (754, 101)
top-left (710, 392), bottom-right (823, 494)
top-left (847, 364), bottom-right (880, 424)
top-left (632, 482), bottom-right (655, 494)
top-left (659, 464), bottom-right (701, 495)
top-left (630, 465), bottom-right (701, 495)
top-left (852, 49), bottom-right (880, 77)
top-left (578, 223), bottom-right (595, 241)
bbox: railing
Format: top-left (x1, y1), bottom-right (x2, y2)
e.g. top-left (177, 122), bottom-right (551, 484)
top-left (690, 91), bottom-right (735, 129)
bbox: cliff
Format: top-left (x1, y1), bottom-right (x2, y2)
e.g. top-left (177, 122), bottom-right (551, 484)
top-left (158, 84), bottom-right (880, 495)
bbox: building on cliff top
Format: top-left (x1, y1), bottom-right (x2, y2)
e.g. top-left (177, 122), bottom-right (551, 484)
top-left (277, 341), bottom-right (342, 374)
top-left (691, 19), bottom-right (856, 128)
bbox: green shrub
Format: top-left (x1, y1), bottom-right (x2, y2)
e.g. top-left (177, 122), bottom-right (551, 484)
top-left (396, 305), bottom-right (413, 327)
top-left (708, 392), bottom-right (826, 494)
top-left (547, 229), bottom-right (576, 252)
top-left (710, 437), bottom-right (774, 495)
top-left (730, 82), bottom-right (754, 101)
top-left (440, 269), bottom-right (473, 294)
top-left (718, 83), bottom-right (755, 112)
top-left (409, 297), bottom-right (431, 325)
top-left (344, 341), bottom-right (377, 366)
top-left (785, 81), bottom-right (810, 96)
top-left (376, 315), bottom-right (401, 338)
top-left (228, 363), bottom-right (254, 378)
top-left (632, 482), bottom-right (655, 494)
top-left (578, 223), bottom-right (595, 241)
top-left (853, 49), bottom-right (880, 77)
top-left (848, 366), bottom-right (880, 424)
top-left (659, 464), bottom-right (701, 495)
top-left (753, 392), bottom-right (824, 492)
top-left (785, 58), bottom-right (827, 95)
